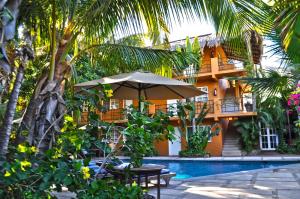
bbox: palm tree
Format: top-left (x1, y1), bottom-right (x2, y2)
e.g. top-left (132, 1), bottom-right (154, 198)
top-left (0, 0), bottom-right (32, 155)
top-left (0, 0), bottom-right (267, 153)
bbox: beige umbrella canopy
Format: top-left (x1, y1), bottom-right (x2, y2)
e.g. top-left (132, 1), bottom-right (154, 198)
top-left (75, 71), bottom-right (204, 100)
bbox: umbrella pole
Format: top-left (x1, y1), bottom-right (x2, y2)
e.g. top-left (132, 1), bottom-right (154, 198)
top-left (138, 84), bottom-right (141, 112)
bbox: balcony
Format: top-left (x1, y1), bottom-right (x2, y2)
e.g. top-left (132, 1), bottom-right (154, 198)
top-left (100, 108), bottom-right (127, 122)
top-left (218, 58), bottom-right (244, 71)
top-left (154, 100), bottom-right (214, 116)
top-left (195, 100), bottom-right (214, 114)
top-left (80, 97), bottom-right (256, 124)
top-left (218, 97), bottom-right (256, 117)
top-left (177, 63), bottom-right (211, 78)
top-left (175, 58), bottom-right (245, 80)
top-left (199, 64), bottom-right (212, 73)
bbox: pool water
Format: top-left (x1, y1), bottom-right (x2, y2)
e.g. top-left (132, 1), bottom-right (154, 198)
top-left (142, 160), bottom-right (299, 179)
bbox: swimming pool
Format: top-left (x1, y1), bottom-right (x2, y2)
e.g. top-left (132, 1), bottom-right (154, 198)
top-left (142, 160), bottom-right (299, 179)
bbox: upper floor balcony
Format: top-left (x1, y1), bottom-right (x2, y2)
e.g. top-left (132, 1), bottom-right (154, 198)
top-left (176, 57), bottom-right (246, 80)
top-left (80, 96), bottom-right (256, 124)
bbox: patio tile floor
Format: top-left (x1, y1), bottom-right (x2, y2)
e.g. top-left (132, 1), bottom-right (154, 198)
top-left (148, 163), bottom-right (300, 199)
top-left (53, 162), bottom-right (300, 199)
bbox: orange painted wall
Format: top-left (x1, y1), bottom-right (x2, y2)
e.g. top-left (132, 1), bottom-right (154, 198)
top-left (154, 138), bottom-right (169, 156)
top-left (205, 124), bottom-right (224, 156)
top-left (178, 119), bottom-right (224, 156)
top-left (194, 81), bottom-right (218, 99)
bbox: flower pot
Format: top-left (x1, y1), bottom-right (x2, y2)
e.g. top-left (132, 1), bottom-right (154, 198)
top-left (245, 102), bottom-right (253, 112)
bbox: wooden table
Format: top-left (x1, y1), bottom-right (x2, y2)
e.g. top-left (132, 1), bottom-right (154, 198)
top-left (112, 164), bottom-right (165, 199)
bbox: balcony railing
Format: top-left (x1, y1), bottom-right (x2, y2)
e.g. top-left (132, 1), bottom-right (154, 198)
top-left (199, 64), bottom-right (212, 73)
top-left (195, 100), bottom-right (214, 114)
top-left (100, 108), bottom-right (127, 121)
top-left (220, 97), bottom-right (255, 113)
top-left (218, 58), bottom-right (244, 71)
top-left (176, 60), bottom-right (212, 77)
top-left (81, 98), bottom-right (256, 123)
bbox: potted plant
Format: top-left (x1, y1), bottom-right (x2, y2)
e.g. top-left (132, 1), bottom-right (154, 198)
top-left (245, 101), bottom-right (253, 112)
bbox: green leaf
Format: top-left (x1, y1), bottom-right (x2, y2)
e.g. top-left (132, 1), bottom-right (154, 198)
top-left (83, 157), bottom-right (91, 166)
top-left (63, 176), bottom-right (73, 185)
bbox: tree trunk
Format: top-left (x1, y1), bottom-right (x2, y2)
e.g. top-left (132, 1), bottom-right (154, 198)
top-left (17, 74), bottom-right (68, 152)
top-left (0, 64), bottom-right (24, 155)
top-left (16, 72), bottom-right (48, 144)
top-left (18, 26), bottom-right (73, 152)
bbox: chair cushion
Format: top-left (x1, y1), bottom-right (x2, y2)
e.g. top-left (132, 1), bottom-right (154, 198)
top-left (160, 169), bottom-right (170, 174)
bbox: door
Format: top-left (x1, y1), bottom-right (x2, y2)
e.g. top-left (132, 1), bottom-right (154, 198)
top-left (259, 124), bottom-right (279, 150)
top-left (168, 127), bottom-right (181, 156)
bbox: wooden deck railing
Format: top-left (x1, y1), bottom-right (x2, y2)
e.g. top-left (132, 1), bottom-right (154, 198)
top-left (81, 97), bottom-right (256, 123)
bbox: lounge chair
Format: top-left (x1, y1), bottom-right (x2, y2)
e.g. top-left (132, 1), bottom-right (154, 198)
top-left (147, 169), bottom-right (176, 187)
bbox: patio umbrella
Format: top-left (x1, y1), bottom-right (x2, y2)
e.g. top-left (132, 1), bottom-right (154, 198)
top-left (75, 71), bottom-right (204, 109)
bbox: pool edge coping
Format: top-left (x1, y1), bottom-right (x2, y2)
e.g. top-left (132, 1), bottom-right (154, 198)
top-left (114, 156), bottom-right (300, 161)
top-left (176, 162), bottom-right (300, 182)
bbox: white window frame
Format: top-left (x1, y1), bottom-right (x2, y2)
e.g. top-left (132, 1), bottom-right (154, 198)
top-left (259, 123), bottom-right (279, 151)
top-left (194, 86), bottom-right (209, 102)
top-left (167, 99), bottom-right (178, 116)
top-left (109, 99), bottom-right (120, 110)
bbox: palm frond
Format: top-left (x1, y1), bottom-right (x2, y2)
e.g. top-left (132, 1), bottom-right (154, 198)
top-left (230, 69), bottom-right (298, 99)
top-left (71, 43), bottom-right (199, 76)
top-left (78, 0), bottom-right (268, 43)
top-left (272, 0), bottom-right (300, 58)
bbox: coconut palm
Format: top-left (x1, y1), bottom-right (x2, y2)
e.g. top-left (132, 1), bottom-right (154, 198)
top-left (0, 0), bottom-right (268, 154)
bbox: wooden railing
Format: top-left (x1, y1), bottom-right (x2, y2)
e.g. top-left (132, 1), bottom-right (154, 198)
top-left (218, 58), bottom-right (244, 71)
top-left (81, 97), bottom-right (256, 123)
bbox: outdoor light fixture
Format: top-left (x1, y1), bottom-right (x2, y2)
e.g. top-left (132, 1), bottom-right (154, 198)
top-left (213, 88), bottom-right (217, 96)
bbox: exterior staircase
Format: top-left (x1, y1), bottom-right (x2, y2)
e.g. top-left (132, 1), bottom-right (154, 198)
top-left (222, 121), bottom-right (242, 156)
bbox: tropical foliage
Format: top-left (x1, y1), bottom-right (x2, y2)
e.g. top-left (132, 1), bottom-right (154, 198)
top-left (123, 103), bottom-right (175, 167)
top-left (234, 118), bottom-right (259, 153)
top-left (0, 115), bottom-right (142, 199)
top-left (177, 102), bottom-right (220, 157)
top-left (1, 0), bottom-right (300, 197)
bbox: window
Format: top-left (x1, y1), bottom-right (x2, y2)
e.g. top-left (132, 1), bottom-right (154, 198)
top-left (186, 125), bottom-right (212, 142)
top-left (194, 87), bottom-right (208, 102)
top-left (167, 99), bottom-right (178, 116)
top-left (259, 123), bottom-right (278, 150)
top-left (109, 99), bottom-right (120, 110)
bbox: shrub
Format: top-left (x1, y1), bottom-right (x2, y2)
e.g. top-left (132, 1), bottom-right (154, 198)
top-left (123, 104), bottom-right (175, 167)
top-left (0, 115), bottom-right (142, 199)
top-left (234, 119), bottom-right (259, 153)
